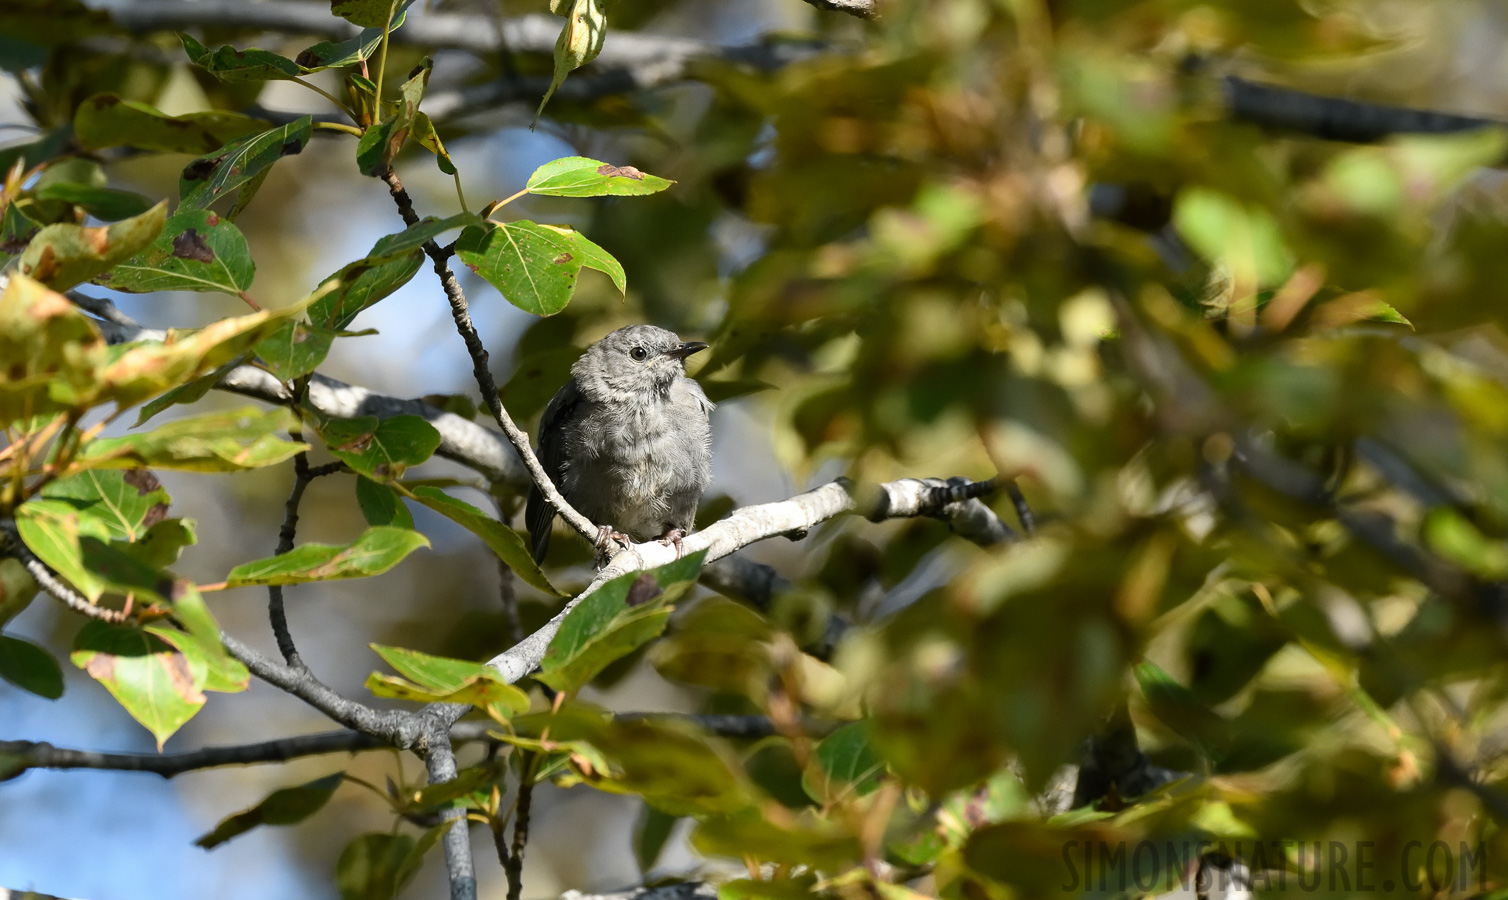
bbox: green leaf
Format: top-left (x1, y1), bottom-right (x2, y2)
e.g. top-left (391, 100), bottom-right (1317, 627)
top-left (32, 182), bottom-right (155, 221)
top-left (330, 0), bottom-right (401, 28)
top-left (0, 275), bottom-right (110, 428)
top-left (77, 407), bottom-right (307, 473)
top-left (71, 621), bottom-right (206, 748)
top-left (178, 32), bottom-right (303, 83)
top-left (410, 112), bottom-right (457, 175)
top-left (0, 633), bottom-right (64, 699)
top-left (313, 414), bottom-right (441, 481)
top-left (195, 772), bottom-right (343, 848)
top-left (336, 832), bottom-right (416, 900)
top-left (225, 526), bottom-right (430, 587)
top-left (407, 486), bottom-right (559, 596)
top-left (15, 498), bottom-right (114, 601)
top-left (309, 251), bottom-right (425, 331)
top-left (178, 117), bottom-right (313, 211)
top-left (101, 207), bottom-right (255, 295)
top-left (525, 156), bottom-right (673, 198)
top-left (364, 646), bottom-right (529, 713)
top-left (16, 201), bottom-right (167, 291)
top-left (538, 552), bottom-right (705, 694)
top-left (74, 94), bottom-right (270, 154)
top-left (372, 644), bottom-right (499, 691)
top-left (803, 721), bottom-right (886, 803)
top-left (455, 220), bottom-right (625, 317)
top-left (354, 59), bottom-right (430, 176)
top-left (255, 319), bottom-right (337, 381)
top-left (149, 581), bottom-right (247, 694)
top-left (39, 469), bottom-right (170, 542)
top-left (369, 213), bottom-right (479, 261)
top-left (134, 368), bottom-right (222, 426)
top-left (356, 476), bottom-right (414, 529)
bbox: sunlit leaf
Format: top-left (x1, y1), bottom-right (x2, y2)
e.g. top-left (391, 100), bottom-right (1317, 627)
top-left (455, 220), bottom-right (625, 316)
top-left (225, 526), bottom-right (429, 587)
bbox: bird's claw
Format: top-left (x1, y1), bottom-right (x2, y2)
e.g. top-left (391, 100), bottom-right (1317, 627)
top-left (658, 527), bottom-right (687, 559)
top-left (595, 525), bottom-right (632, 555)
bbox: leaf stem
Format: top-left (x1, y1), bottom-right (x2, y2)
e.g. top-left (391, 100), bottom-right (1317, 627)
top-left (292, 78), bottom-right (356, 120)
top-left (314, 121), bottom-right (365, 138)
top-left (373, 0), bottom-right (399, 107)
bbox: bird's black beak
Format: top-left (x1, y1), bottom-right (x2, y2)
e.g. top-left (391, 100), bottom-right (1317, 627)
top-left (665, 341), bottom-right (708, 361)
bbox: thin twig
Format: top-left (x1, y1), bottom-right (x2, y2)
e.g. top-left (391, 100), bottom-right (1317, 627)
top-left (378, 167), bottom-right (598, 545)
top-left (504, 753), bottom-right (535, 900)
top-left (0, 523), bottom-right (128, 624)
top-left (268, 446), bottom-right (315, 668)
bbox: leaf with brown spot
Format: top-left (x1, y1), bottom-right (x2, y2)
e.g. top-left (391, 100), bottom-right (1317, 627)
top-left (525, 156), bottom-right (673, 198)
top-left (595, 164), bottom-right (645, 180)
top-left (16, 201), bottom-right (167, 291)
top-left (106, 207), bottom-right (254, 295)
top-left (171, 229), bottom-right (215, 263)
top-left (71, 621), bottom-right (208, 748)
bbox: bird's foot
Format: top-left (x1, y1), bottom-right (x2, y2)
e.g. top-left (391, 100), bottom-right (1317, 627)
top-left (594, 525), bottom-right (633, 556)
top-left (657, 527), bottom-right (687, 559)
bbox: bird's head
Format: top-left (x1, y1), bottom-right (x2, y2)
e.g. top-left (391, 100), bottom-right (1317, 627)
top-left (574, 324), bottom-right (708, 399)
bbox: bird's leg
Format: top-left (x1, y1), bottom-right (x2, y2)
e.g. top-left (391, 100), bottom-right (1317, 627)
top-left (657, 527), bottom-right (687, 559)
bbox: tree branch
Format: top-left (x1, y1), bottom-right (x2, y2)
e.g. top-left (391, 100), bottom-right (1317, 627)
top-left (1222, 75), bottom-right (1503, 145)
top-left (219, 633), bottom-right (426, 748)
top-left (421, 721), bottom-right (477, 900)
top-left (0, 730), bottom-right (382, 779)
top-left (420, 476), bottom-right (1008, 733)
top-left (90, 316), bottom-right (529, 488)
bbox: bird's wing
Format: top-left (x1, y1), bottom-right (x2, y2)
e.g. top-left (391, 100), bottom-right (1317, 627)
top-left (526, 378), bottom-right (583, 562)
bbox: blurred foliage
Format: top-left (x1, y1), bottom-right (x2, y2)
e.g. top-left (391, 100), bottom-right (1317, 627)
top-left (6, 0), bottom-right (1508, 898)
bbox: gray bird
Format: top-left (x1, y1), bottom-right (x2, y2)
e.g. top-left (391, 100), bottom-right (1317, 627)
top-left (526, 325), bottom-right (714, 562)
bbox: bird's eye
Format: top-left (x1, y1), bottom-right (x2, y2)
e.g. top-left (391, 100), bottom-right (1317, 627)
top-left (629, 346), bottom-right (648, 361)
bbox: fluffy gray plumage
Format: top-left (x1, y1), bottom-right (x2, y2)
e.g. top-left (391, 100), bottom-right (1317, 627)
top-left (527, 325), bottom-right (714, 562)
